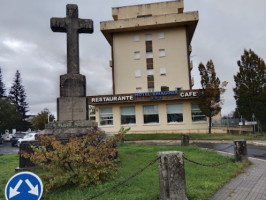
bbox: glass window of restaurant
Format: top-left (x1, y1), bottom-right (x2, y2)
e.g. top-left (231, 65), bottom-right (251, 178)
top-left (100, 107), bottom-right (113, 126)
top-left (121, 106), bottom-right (136, 125)
top-left (167, 104), bottom-right (183, 123)
top-left (143, 105), bottom-right (159, 124)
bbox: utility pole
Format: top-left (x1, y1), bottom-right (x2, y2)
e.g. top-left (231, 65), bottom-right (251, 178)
top-left (227, 114), bottom-right (230, 134)
top-left (252, 113), bottom-right (256, 135)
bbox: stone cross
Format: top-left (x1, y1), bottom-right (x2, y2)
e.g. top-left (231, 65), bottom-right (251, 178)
top-left (51, 4), bottom-right (93, 74)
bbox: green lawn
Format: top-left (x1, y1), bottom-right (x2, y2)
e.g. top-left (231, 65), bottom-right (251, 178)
top-left (124, 133), bottom-right (266, 141)
top-left (0, 144), bottom-right (248, 200)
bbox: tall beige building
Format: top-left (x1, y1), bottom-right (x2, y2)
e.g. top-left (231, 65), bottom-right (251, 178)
top-left (89, 0), bottom-right (220, 134)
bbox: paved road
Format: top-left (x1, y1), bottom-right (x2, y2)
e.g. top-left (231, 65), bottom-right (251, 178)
top-left (0, 142), bottom-right (19, 154)
top-left (193, 142), bottom-right (266, 160)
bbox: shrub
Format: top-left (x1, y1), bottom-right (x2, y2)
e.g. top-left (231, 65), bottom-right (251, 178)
top-left (22, 129), bottom-right (127, 191)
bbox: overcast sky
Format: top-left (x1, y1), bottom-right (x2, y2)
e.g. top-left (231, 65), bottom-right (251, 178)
top-left (0, 0), bottom-right (265, 118)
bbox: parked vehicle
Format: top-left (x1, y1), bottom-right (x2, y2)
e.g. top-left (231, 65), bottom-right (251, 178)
top-left (0, 137), bottom-right (3, 144)
top-left (17, 133), bottom-right (37, 147)
top-left (1, 133), bottom-right (13, 141)
top-left (10, 132), bottom-right (28, 146)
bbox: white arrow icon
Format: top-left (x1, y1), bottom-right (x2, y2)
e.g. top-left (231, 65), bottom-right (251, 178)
top-left (9, 179), bottom-right (23, 198)
top-left (25, 179), bottom-right (39, 196)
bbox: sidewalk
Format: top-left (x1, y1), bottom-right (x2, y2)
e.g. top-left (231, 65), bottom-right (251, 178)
top-left (211, 157), bottom-right (266, 200)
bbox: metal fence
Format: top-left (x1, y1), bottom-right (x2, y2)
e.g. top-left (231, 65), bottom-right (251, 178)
top-left (212, 118), bottom-right (243, 127)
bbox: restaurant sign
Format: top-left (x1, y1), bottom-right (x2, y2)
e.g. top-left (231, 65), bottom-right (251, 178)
top-left (88, 90), bottom-right (199, 104)
top-left (91, 95), bottom-right (134, 103)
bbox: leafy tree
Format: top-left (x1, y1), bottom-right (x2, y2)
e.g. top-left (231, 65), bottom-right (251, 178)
top-left (234, 49), bottom-right (266, 130)
top-left (198, 60), bottom-right (227, 134)
top-left (8, 70), bottom-right (29, 119)
top-left (0, 98), bottom-right (22, 133)
top-left (32, 109), bottom-right (55, 130)
top-left (0, 67), bottom-right (6, 97)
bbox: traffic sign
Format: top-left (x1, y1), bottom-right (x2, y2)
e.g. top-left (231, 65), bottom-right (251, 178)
top-left (5, 171), bottom-right (43, 200)
top-left (245, 121), bottom-right (257, 125)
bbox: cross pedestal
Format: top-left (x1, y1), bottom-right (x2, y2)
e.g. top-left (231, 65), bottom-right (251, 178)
top-left (58, 73), bottom-right (87, 121)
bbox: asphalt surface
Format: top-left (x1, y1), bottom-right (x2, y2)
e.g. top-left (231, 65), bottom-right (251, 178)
top-left (193, 142), bottom-right (266, 160)
top-left (0, 142), bottom-right (19, 154)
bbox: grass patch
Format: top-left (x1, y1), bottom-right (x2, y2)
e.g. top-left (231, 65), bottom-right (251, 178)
top-left (0, 153), bottom-right (19, 198)
top-left (0, 144), bottom-right (248, 200)
top-left (124, 133), bottom-right (266, 141)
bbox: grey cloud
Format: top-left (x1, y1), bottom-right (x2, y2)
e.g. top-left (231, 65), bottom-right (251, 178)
top-left (0, 0), bottom-right (265, 117)
top-left (188, 0), bottom-right (266, 116)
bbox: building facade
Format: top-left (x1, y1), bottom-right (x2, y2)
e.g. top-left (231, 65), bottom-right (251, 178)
top-left (88, 0), bottom-right (221, 134)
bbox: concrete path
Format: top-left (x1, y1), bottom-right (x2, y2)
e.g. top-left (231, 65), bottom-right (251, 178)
top-left (211, 157), bottom-right (266, 200)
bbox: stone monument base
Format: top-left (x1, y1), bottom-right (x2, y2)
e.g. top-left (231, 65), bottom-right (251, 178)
top-left (43, 120), bottom-right (98, 139)
top-left (57, 97), bottom-right (88, 121)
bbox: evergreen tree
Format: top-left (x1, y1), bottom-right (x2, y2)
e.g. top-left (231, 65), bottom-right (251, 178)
top-left (234, 49), bottom-right (266, 130)
top-left (0, 67), bottom-right (6, 97)
top-left (0, 98), bottom-right (22, 133)
top-left (8, 70), bottom-right (29, 119)
top-left (198, 60), bottom-right (227, 134)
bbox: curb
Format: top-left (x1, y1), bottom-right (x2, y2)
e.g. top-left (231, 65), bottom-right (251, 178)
top-left (125, 140), bottom-right (266, 146)
top-left (248, 141), bottom-right (266, 146)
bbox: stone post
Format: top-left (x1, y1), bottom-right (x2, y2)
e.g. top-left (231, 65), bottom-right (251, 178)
top-left (158, 151), bottom-right (188, 200)
top-left (234, 140), bottom-right (248, 162)
top-left (18, 141), bottom-right (38, 170)
top-left (181, 134), bottom-right (190, 146)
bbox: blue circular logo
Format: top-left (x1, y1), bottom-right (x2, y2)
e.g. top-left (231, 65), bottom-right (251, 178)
top-left (5, 171), bottom-right (43, 200)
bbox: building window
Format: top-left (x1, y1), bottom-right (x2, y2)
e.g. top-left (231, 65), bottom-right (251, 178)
top-left (161, 86), bottom-right (169, 92)
top-left (159, 49), bottom-right (165, 57)
top-left (134, 51), bottom-right (140, 59)
top-left (100, 107), bottom-right (113, 126)
top-left (147, 58), bottom-right (153, 69)
top-left (146, 51), bottom-right (153, 59)
top-left (158, 32), bottom-right (164, 39)
top-left (121, 106), bottom-right (136, 125)
top-left (135, 69), bottom-right (141, 77)
top-left (143, 105), bottom-right (159, 124)
top-left (148, 88), bottom-right (154, 92)
top-left (175, 87), bottom-right (183, 91)
top-left (160, 67), bottom-right (166, 75)
top-left (147, 75), bottom-right (154, 88)
top-left (167, 104), bottom-right (183, 123)
top-left (136, 87), bottom-right (142, 92)
top-left (134, 34), bottom-right (139, 42)
top-left (146, 41), bottom-right (152, 52)
top-left (191, 103), bottom-right (207, 122)
top-left (147, 69), bottom-right (154, 76)
top-left (146, 33), bottom-right (152, 41)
